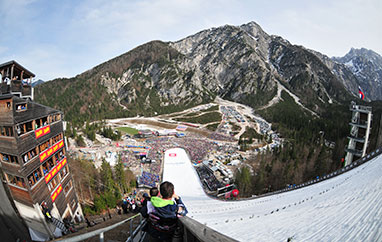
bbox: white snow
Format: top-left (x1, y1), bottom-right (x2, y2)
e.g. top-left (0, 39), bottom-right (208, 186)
top-left (163, 148), bottom-right (382, 241)
top-left (276, 53), bottom-right (284, 65)
top-left (258, 81), bottom-right (319, 117)
top-left (345, 59), bottom-right (354, 69)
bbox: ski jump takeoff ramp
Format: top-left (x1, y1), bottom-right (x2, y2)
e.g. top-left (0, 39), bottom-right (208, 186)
top-left (163, 148), bottom-right (382, 242)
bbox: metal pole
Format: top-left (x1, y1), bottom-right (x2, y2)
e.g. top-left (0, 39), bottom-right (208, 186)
top-left (99, 232), bottom-right (104, 242)
top-left (139, 214), bottom-right (142, 237)
top-left (130, 218), bottom-right (133, 237)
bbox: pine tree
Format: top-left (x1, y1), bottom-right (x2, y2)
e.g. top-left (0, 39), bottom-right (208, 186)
top-left (235, 167), bottom-right (252, 196)
top-left (100, 160), bottom-right (115, 194)
top-left (115, 155), bottom-right (128, 194)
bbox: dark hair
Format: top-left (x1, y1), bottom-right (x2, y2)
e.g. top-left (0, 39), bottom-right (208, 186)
top-left (160, 181), bottom-right (174, 199)
top-left (150, 187), bottom-right (159, 197)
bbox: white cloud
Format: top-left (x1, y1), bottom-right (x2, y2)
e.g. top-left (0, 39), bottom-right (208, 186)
top-left (262, 0), bottom-right (382, 57)
top-left (0, 0), bottom-right (380, 80)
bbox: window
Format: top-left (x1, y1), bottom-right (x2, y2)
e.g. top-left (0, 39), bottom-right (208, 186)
top-left (60, 165), bottom-right (68, 178)
top-left (16, 121), bottom-right (34, 136)
top-left (52, 133), bottom-right (63, 144)
top-left (39, 134), bottom-right (64, 155)
top-left (47, 176), bottom-right (59, 192)
top-left (27, 168), bottom-right (43, 187)
top-left (35, 116), bottom-right (48, 129)
top-left (6, 173), bottom-right (26, 188)
top-left (22, 148), bottom-right (37, 164)
top-left (51, 114), bottom-right (61, 123)
top-left (58, 149), bottom-right (65, 161)
top-left (42, 157), bottom-right (56, 175)
top-left (42, 157), bottom-right (55, 174)
top-left (64, 180), bottom-right (72, 195)
top-left (0, 126), bottom-right (14, 137)
top-left (53, 148), bottom-right (65, 164)
top-left (39, 140), bottom-right (50, 153)
top-left (25, 121), bottom-right (33, 133)
top-left (0, 100), bottom-right (12, 110)
top-left (0, 153), bottom-right (19, 164)
top-left (15, 103), bottom-right (27, 111)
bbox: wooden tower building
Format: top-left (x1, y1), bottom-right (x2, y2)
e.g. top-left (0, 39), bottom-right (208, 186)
top-left (0, 61), bottom-right (82, 240)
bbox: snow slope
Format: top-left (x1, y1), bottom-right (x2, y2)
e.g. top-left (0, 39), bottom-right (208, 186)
top-left (163, 148), bottom-right (382, 241)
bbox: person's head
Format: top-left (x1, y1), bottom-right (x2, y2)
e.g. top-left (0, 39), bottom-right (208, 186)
top-left (160, 181), bottom-right (174, 199)
top-left (150, 187), bottom-right (159, 197)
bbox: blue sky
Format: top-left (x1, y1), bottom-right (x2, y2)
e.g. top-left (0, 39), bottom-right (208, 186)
top-left (0, 0), bottom-right (381, 81)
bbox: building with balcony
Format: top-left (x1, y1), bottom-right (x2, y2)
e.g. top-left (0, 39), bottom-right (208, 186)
top-left (0, 61), bottom-right (82, 240)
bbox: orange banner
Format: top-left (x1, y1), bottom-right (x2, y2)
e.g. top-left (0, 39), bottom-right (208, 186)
top-left (45, 158), bottom-right (67, 183)
top-left (35, 125), bottom-right (51, 139)
top-left (51, 184), bottom-right (62, 202)
top-left (39, 140), bottom-right (64, 163)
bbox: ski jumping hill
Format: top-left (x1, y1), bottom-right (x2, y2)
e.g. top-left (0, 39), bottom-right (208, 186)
top-left (163, 148), bottom-right (382, 241)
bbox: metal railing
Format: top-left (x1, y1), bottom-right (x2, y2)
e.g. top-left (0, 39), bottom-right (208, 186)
top-left (56, 213), bottom-right (142, 242)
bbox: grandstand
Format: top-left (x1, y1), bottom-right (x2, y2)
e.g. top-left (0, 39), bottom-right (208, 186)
top-left (163, 148), bottom-right (382, 241)
top-left (138, 171), bottom-right (160, 188)
top-left (195, 165), bottom-right (222, 192)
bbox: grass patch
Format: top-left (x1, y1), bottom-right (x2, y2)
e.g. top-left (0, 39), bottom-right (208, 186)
top-left (117, 127), bottom-right (139, 135)
top-left (204, 105), bottom-right (219, 112)
top-left (229, 122), bottom-right (241, 131)
top-left (240, 127), bottom-right (263, 143)
top-left (206, 123), bottom-right (219, 131)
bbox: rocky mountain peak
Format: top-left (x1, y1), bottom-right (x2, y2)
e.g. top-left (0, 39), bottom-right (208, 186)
top-left (239, 21), bottom-right (268, 39)
top-left (334, 48), bottom-right (382, 68)
top-left (333, 48), bottom-right (382, 100)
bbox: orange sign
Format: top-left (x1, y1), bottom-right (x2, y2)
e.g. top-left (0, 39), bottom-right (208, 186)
top-left (51, 184), bottom-right (63, 202)
top-left (39, 140), bottom-right (64, 162)
top-left (35, 125), bottom-right (51, 139)
top-left (45, 157), bottom-right (67, 183)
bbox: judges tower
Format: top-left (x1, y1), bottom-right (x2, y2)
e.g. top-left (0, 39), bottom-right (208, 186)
top-left (344, 101), bottom-right (372, 166)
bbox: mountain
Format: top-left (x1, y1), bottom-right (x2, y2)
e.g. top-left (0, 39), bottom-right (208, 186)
top-left (32, 79), bottom-right (45, 87)
top-left (35, 21), bottom-right (376, 124)
top-left (332, 48), bottom-right (382, 100)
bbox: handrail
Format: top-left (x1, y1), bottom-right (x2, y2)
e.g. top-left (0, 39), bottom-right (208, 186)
top-left (56, 214), bottom-right (141, 242)
top-left (129, 216), bottom-right (238, 242)
top-left (179, 216), bottom-right (238, 242)
top-left (126, 219), bottom-right (147, 242)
